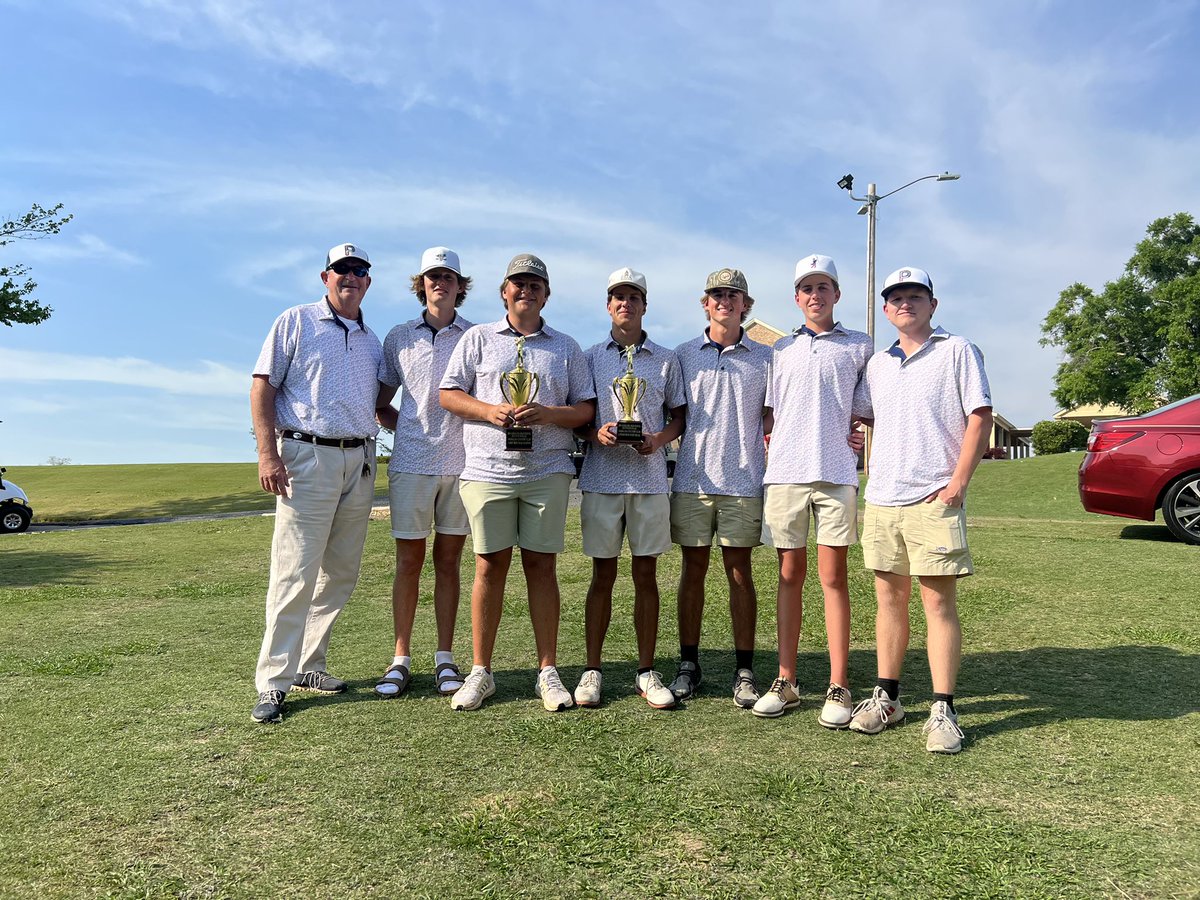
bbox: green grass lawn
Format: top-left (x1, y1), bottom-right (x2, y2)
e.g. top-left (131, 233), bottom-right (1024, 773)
top-left (0, 456), bottom-right (1197, 897)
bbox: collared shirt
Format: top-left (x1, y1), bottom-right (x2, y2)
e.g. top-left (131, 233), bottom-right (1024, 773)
top-left (853, 327), bottom-right (993, 506)
top-left (671, 327), bottom-right (771, 497)
top-left (254, 298), bottom-right (385, 439)
top-left (380, 312), bottom-right (475, 476)
top-left (441, 317), bottom-right (595, 484)
top-left (764, 322), bottom-right (872, 486)
top-left (579, 335), bottom-right (686, 495)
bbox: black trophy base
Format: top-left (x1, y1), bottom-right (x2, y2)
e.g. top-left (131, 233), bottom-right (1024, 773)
top-left (505, 426), bottom-right (534, 452)
top-left (615, 420), bottom-right (644, 444)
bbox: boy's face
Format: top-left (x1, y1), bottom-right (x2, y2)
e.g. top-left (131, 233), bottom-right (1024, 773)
top-left (795, 274), bottom-right (840, 328)
top-left (607, 286), bottom-right (646, 330)
top-left (883, 286), bottom-right (937, 331)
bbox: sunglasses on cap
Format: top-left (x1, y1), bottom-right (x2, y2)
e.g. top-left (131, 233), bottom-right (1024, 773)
top-left (329, 262), bottom-right (370, 277)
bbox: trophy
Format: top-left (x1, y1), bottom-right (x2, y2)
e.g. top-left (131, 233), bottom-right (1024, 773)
top-left (611, 343), bottom-right (647, 444)
top-left (499, 335), bottom-right (540, 451)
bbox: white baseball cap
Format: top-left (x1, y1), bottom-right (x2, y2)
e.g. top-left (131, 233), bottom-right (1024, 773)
top-left (882, 266), bottom-right (934, 299)
top-left (607, 267), bottom-right (647, 297)
top-left (794, 254), bottom-right (838, 288)
top-left (419, 246), bottom-right (462, 276)
top-left (326, 242), bottom-right (370, 268)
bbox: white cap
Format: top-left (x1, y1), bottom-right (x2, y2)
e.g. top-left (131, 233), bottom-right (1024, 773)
top-left (607, 267), bottom-right (647, 297)
top-left (882, 266), bottom-right (934, 298)
top-left (325, 242), bottom-right (370, 268)
top-left (794, 254), bottom-right (838, 288)
top-left (419, 246), bottom-right (462, 276)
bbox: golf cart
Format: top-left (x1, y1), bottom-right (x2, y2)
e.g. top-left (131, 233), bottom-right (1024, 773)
top-left (0, 467), bottom-right (33, 533)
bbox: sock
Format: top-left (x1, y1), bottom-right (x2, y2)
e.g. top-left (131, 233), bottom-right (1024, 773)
top-left (583, 666), bottom-right (602, 674)
top-left (877, 678), bottom-right (900, 701)
top-left (434, 650), bottom-right (454, 668)
top-left (735, 649), bottom-right (754, 671)
top-left (680, 643), bottom-right (699, 664)
top-left (392, 655), bottom-right (411, 670)
top-left (435, 650), bottom-right (463, 690)
top-left (933, 692), bottom-right (956, 713)
top-left (636, 666), bottom-right (653, 676)
top-left (471, 664), bottom-right (489, 677)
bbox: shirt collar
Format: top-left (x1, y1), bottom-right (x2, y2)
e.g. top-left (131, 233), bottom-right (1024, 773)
top-left (886, 326), bottom-right (950, 361)
top-left (606, 330), bottom-right (650, 355)
top-left (494, 315), bottom-right (548, 338)
top-left (701, 326), bottom-right (746, 350)
top-left (416, 311), bottom-right (461, 334)
top-left (320, 298), bottom-right (365, 330)
top-left (795, 321), bottom-right (847, 338)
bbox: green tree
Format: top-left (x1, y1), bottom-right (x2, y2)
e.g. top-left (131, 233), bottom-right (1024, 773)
top-left (1031, 420), bottom-right (1088, 455)
top-left (1, 202), bottom-right (74, 327)
top-left (1040, 212), bottom-right (1200, 413)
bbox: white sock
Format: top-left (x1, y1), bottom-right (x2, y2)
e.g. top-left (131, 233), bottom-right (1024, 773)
top-left (392, 655), bottom-right (411, 670)
top-left (471, 664), bottom-right (489, 677)
top-left (434, 650), bottom-right (454, 668)
top-left (376, 656), bottom-right (411, 696)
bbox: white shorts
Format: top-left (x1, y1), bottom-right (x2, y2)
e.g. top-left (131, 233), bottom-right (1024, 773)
top-left (387, 471), bottom-right (470, 540)
top-left (581, 492), bottom-right (672, 558)
top-left (761, 482), bottom-right (858, 548)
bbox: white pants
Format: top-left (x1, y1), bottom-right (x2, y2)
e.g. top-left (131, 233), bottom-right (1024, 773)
top-left (255, 437), bottom-right (376, 693)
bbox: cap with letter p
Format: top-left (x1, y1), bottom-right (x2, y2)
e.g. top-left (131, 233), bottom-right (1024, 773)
top-left (794, 254), bottom-right (838, 288)
top-left (881, 266), bottom-right (934, 299)
top-left (326, 242), bottom-right (370, 269)
top-left (419, 246), bottom-right (462, 276)
top-left (607, 267), bottom-right (647, 298)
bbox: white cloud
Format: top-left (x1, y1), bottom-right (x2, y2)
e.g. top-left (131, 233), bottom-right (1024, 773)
top-left (4, 350), bottom-right (246, 396)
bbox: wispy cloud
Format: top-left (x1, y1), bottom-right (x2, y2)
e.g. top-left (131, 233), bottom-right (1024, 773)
top-left (14, 233), bottom-right (146, 266)
top-left (4, 350), bottom-right (246, 396)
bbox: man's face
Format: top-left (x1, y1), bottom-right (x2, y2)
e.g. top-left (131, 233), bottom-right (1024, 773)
top-left (607, 286), bottom-right (646, 330)
top-left (321, 258), bottom-right (371, 307)
top-left (883, 286), bottom-right (937, 330)
top-left (795, 275), bottom-right (840, 326)
top-left (502, 275), bottom-right (549, 315)
top-left (423, 268), bottom-right (460, 305)
top-left (704, 288), bottom-right (746, 326)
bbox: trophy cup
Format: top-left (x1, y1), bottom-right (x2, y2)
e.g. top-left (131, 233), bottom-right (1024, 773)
top-left (499, 335), bottom-right (540, 451)
top-left (611, 344), bottom-right (647, 444)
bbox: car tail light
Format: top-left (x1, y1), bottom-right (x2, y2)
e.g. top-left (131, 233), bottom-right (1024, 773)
top-left (1087, 430), bottom-right (1144, 452)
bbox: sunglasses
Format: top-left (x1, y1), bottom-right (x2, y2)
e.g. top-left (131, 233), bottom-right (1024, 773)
top-left (329, 262), bottom-right (370, 277)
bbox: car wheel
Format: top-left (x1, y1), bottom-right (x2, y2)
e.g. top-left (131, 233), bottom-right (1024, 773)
top-left (1162, 473), bottom-right (1200, 545)
top-left (0, 505), bottom-right (31, 534)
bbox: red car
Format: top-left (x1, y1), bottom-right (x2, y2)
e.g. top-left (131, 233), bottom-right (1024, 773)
top-left (1078, 394), bottom-right (1200, 544)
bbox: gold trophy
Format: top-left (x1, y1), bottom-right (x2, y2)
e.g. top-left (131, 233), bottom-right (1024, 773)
top-left (499, 335), bottom-right (540, 451)
top-left (611, 343), bottom-right (647, 444)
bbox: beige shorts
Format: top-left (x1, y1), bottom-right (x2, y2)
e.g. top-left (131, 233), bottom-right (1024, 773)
top-left (861, 501), bottom-right (974, 577)
top-left (581, 492), bottom-right (671, 558)
top-left (670, 492), bottom-right (762, 548)
top-left (388, 471), bottom-right (470, 539)
top-left (762, 482), bottom-right (858, 548)
top-left (459, 474), bottom-right (572, 555)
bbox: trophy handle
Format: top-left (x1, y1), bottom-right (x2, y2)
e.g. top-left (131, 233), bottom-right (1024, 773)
top-left (500, 374), bottom-right (513, 406)
top-left (528, 373), bottom-right (541, 404)
top-left (632, 378), bottom-right (647, 410)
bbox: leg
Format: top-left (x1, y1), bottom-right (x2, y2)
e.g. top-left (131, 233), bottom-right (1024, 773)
top-left (584, 557), bottom-right (618, 668)
top-left (775, 548), bottom-right (806, 682)
top-left (722, 546), bottom-right (757, 654)
top-left (874, 571), bottom-right (912, 680)
top-left (631, 555), bottom-right (660, 669)
top-left (816, 544), bottom-right (851, 688)
top-left (918, 575), bottom-right (961, 695)
top-left (390, 538), bottom-right (427, 658)
top-left (431, 532), bottom-right (467, 653)
top-left (521, 548), bottom-right (561, 669)
top-left (677, 545), bottom-right (710, 646)
top-left (470, 548), bottom-right (512, 669)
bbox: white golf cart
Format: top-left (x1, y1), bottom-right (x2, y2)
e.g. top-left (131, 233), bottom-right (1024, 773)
top-left (0, 467), bottom-right (33, 533)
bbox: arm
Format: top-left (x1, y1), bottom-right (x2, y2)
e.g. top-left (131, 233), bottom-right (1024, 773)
top-left (762, 407), bottom-right (774, 437)
top-left (440, 387), bottom-right (514, 427)
top-left (638, 404), bottom-right (686, 456)
top-left (928, 407), bottom-right (993, 506)
top-left (375, 382), bottom-right (399, 432)
top-left (251, 375), bottom-right (288, 496)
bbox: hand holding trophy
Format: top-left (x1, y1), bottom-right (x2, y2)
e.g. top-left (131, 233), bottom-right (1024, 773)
top-left (611, 343), bottom-right (647, 444)
top-left (500, 335), bottom-right (540, 451)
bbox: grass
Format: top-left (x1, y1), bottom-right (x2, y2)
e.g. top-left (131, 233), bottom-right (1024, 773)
top-left (0, 455), bottom-right (1197, 897)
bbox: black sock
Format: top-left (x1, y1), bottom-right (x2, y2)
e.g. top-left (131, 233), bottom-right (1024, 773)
top-left (583, 666), bottom-right (601, 674)
top-left (680, 644), bottom-right (699, 664)
top-left (636, 666), bottom-right (652, 676)
top-left (877, 678), bottom-right (900, 701)
top-left (735, 649), bottom-right (754, 671)
top-left (933, 692), bottom-right (955, 713)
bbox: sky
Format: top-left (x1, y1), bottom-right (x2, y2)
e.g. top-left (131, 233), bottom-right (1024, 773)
top-left (3, 0), bottom-right (1199, 466)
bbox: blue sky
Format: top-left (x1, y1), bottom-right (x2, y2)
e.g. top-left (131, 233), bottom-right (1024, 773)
top-left (3, 0), bottom-right (1199, 465)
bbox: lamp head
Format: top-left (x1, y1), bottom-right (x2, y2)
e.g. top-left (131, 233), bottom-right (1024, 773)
top-left (837, 174), bottom-right (854, 192)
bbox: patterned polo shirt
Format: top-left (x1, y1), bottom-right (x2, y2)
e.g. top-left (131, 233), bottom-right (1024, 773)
top-left (254, 298), bottom-right (385, 439)
top-left (853, 327), bottom-right (992, 506)
top-left (671, 328), bottom-right (771, 497)
top-left (578, 335), bottom-right (686, 495)
top-left (380, 312), bottom-right (475, 476)
top-left (441, 316), bottom-right (595, 484)
top-left (764, 322), bottom-right (872, 486)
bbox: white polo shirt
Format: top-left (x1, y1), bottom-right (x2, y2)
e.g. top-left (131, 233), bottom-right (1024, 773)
top-left (441, 317), bottom-right (595, 484)
top-left (380, 312), bottom-right (474, 476)
top-left (254, 298), bottom-right (385, 439)
top-left (671, 328), bottom-right (771, 498)
top-left (579, 335), bottom-right (686, 495)
top-left (853, 327), bottom-right (992, 506)
top-left (764, 323), bottom-right (872, 487)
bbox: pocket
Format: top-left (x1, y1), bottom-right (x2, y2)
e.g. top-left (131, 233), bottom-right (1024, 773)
top-left (925, 501), bottom-right (967, 552)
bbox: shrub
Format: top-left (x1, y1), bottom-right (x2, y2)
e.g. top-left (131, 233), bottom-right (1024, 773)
top-left (1031, 419), bottom-right (1088, 455)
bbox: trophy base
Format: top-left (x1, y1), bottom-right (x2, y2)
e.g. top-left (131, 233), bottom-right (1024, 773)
top-left (615, 420), bottom-right (644, 444)
top-left (505, 427), bottom-right (534, 452)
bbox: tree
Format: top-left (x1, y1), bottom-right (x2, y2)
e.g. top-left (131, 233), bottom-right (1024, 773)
top-left (1031, 420), bottom-right (1087, 455)
top-left (1040, 212), bottom-right (1200, 413)
top-left (1, 202), bottom-right (74, 327)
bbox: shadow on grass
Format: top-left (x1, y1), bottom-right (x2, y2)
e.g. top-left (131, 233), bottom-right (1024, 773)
top-left (42, 491), bottom-right (389, 525)
top-left (0, 548), bottom-right (125, 588)
top-left (1119, 523), bottom-right (1182, 543)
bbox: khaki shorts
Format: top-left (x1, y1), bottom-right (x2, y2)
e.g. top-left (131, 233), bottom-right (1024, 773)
top-left (581, 492), bottom-right (671, 558)
top-left (387, 471), bottom-right (470, 539)
top-left (861, 501), bottom-right (974, 577)
top-left (762, 482), bottom-right (858, 548)
top-left (670, 492), bottom-right (762, 548)
top-left (459, 474), bottom-right (572, 555)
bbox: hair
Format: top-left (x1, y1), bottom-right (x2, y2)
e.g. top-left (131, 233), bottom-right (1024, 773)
top-left (700, 290), bottom-right (754, 323)
top-left (410, 272), bottom-right (472, 307)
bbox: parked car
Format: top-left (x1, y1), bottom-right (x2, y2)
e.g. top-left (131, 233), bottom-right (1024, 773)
top-left (0, 467), bottom-right (33, 534)
top-left (1077, 394), bottom-right (1200, 544)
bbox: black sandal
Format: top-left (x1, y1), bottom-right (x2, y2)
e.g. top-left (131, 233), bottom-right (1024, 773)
top-left (435, 662), bottom-right (464, 695)
top-left (373, 663), bottom-right (411, 699)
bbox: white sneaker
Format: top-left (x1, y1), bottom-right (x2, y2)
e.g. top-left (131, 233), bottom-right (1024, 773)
top-left (635, 670), bottom-right (677, 709)
top-left (450, 668), bottom-right (495, 711)
top-left (752, 678), bottom-right (801, 718)
top-left (535, 666), bottom-right (574, 712)
top-left (818, 683), bottom-right (853, 729)
top-left (574, 669), bottom-right (603, 708)
top-left (848, 686), bottom-right (905, 734)
top-left (923, 700), bottom-right (964, 754)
